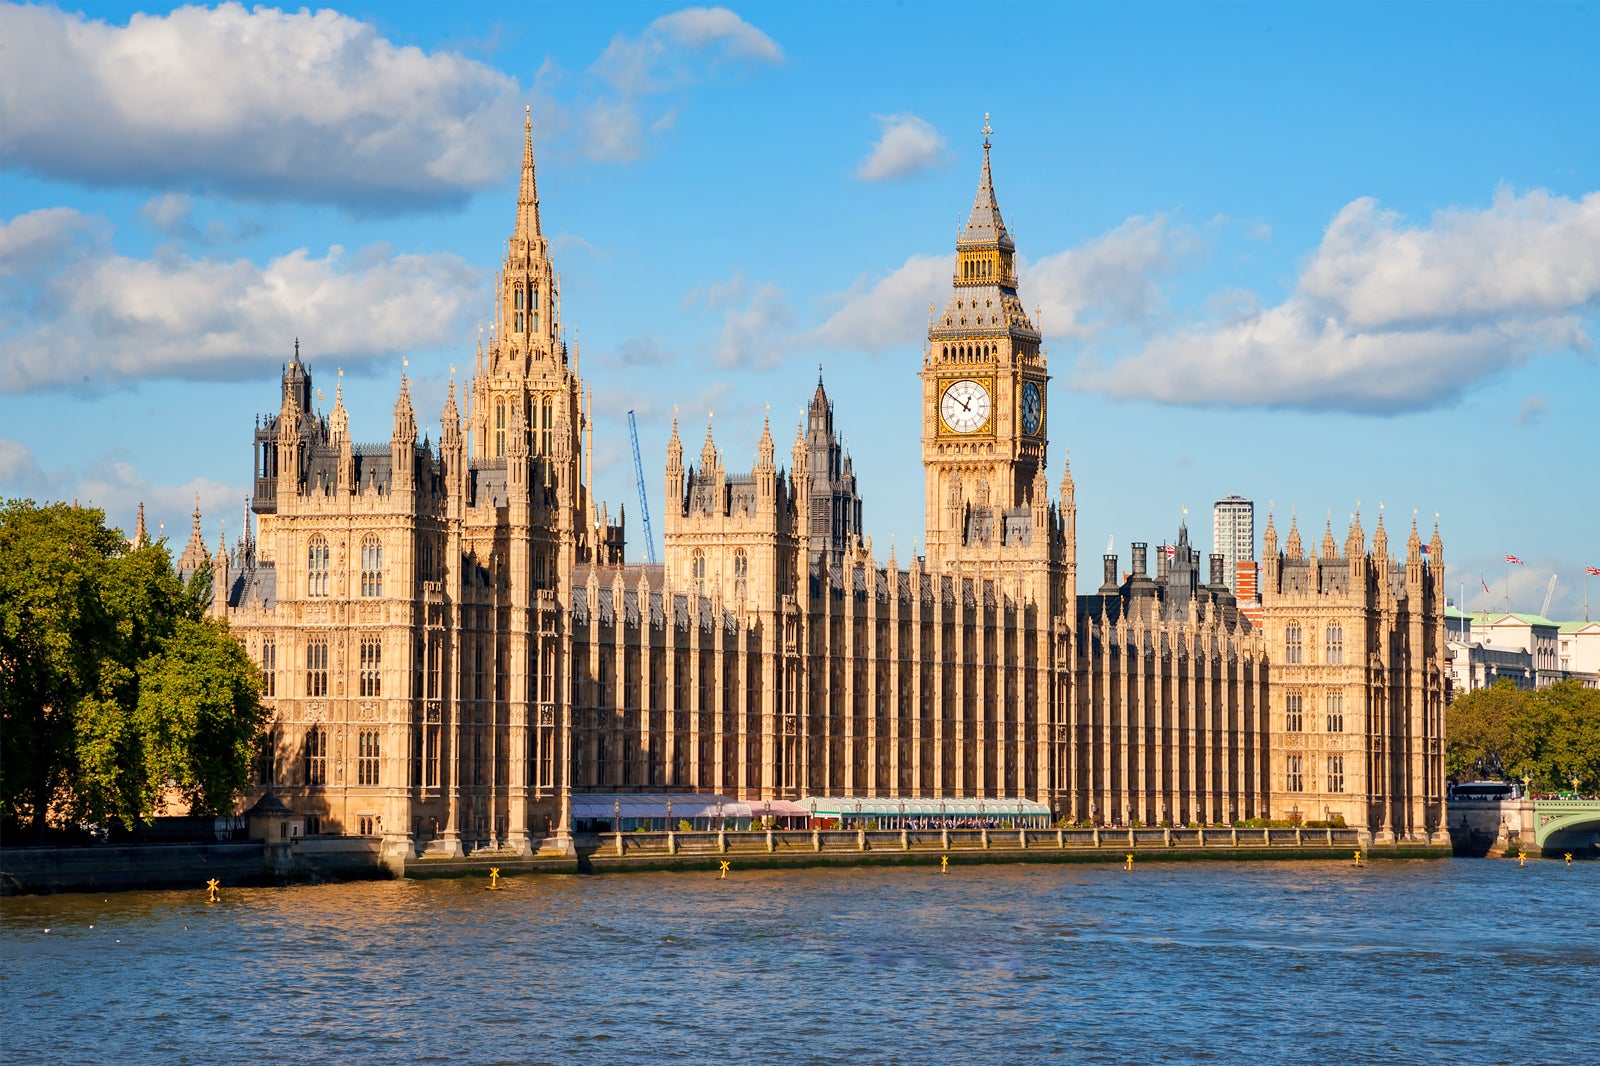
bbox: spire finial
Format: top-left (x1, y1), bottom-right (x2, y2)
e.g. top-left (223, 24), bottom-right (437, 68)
top-left (525, 104), bottom-right (531, 133)
top-left (982, 112), bottom-right (992, 156)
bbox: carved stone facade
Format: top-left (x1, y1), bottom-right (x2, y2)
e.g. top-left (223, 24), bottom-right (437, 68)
top-left (211, 116), bottom-right (1448, 859)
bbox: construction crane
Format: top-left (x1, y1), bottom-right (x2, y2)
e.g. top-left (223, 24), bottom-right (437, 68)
top-left (1541, 573), bottom-right (1557, 619)
top-left (627, 410), bottom-right (657, 565)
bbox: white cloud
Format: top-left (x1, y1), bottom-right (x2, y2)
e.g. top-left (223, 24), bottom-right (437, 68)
top-left (1077, 188), bottom-right (1600, 413)
top-left (715, 282), bottom-right (793, 369)
top-left (0, 438), bottom-right (241, 547)
top-left (0, 208), bottom-right (483, 393)
top-left (810, 215), bottom-right (1197, 356)
top-left (0, 2), bottom-right (522, 208)
top-left (1025, 216), bottom-right (1202, 339)
top-left (812, 254), bottom-right (951, 353)
top-left (583, 7), bottom-right (782, 162)
top-left (856, 114), bottom-right (948, 182)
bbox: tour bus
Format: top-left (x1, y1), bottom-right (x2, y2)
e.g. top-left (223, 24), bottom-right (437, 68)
top-left (1448, 781), bottom-right (1519, 801)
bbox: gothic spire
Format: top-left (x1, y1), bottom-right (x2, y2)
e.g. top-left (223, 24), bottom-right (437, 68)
top-left (960, 113), bottom-right (1012, 250)
top-left (132, 501), bottom-right (148, 549)
top-left (515, 106), bottom-right (542, 240)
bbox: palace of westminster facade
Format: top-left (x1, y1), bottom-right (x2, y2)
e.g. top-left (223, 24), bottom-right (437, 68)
top-left (204, 115), bottom-right (1450, 859)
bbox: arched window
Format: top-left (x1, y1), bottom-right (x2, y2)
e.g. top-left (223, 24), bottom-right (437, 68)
top-left (306, 637), bottom-right (328, 697)
top-left (1285, 690), bottom-right (1303, 732)
top-left (733, 548), bottom-right (748, 597)
top-left (1285, 623), bottom-right (1303, 664)
top-left (304, 725), bottom-right (326, 785)
top-left (1325, 623), bottom-right (1343, 664)
top-left (515, 287), bottom-right (524, 310)
top-left (691, 549), bottom-right (706, 590)
top-left (307, 536), bottom-right (329, 597)
top-left (1327, 755), bottom-right (1345, 793)
top-left (359, 636), bottom-right (382, 697)
top-left (1285, 754), bottom-right (1304, 793)
top-left (360, 535), bottom-right (383, 597)
top-left (255, 727), bottom-right (277, 786)
top-left (420, 539), bottom-right (434, 581)
top-left (495, 401), bottom-right (506, 457)
top-left (260, 639), bottom-right (276, 697)
top-left (1325, 691), bottom-right (1344, 733)
top-left (357, 729), bottom-right (381, 786)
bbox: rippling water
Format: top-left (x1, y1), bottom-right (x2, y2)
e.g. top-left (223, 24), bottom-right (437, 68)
top-left (4, 858), bottom-right (1597, 1064)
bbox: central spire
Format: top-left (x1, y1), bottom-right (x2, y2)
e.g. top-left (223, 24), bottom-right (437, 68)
top-left (960, 112), bottom-right (1012, 252)
top-left (515, 105), bottom-right (542, 240)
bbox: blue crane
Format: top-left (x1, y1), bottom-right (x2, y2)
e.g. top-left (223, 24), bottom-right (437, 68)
top-left (627, 410), bottom-right (657, 565)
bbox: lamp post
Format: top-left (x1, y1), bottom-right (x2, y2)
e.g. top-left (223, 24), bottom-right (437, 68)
top-left (1521, 774), bottom-right (1531, 800)
top-left (809, 798), bottom-right (817, 829)
top-left (1573, 776), bottom-right (1581, 797)
top-left (898, 800), bottom-right (906, 830)
top-left (1017, 800), bottom-right (1024, 829)
top-left (613, 797), bottom-right (621, 834)
top-left (978, 799), bottom-right (986, 828)
top-left (716, 799), bottom-right (725, 832)
top-left (939, 799), bottom-right (946, 828)
top-left (665, 798), bottom-right (673, 833)
top-left (855, 799), bottom-right (863, 829)
top-left (764, 799), bottom-right (771, 831)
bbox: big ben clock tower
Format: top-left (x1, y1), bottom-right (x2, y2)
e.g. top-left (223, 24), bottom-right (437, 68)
top-left (921, 117), bottom-right (1051, 569)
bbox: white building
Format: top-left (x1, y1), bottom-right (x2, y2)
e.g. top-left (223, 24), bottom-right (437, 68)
top-left (1212, 495), bottom-right (1254, 593)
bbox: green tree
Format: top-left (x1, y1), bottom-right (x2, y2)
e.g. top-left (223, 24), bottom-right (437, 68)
top-left (1447, 679), bottom-right (1600, 793)
top-left (137, 616), bottom-right (266, 815)
top-left (1, 498), bottom-right (265, 839)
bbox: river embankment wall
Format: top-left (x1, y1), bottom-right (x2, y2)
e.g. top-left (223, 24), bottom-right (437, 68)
top-left (4, 827), bottom-right (1449, 894)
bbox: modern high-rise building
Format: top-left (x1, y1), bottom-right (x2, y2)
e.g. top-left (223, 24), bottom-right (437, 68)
top-left (195, 115), bottom-right (1449, 865)
top-left (1213, 495), bottom-right (1255, 592)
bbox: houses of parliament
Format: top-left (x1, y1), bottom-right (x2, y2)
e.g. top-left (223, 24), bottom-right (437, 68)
top-left (201, 113), bottom-right (1450, 861)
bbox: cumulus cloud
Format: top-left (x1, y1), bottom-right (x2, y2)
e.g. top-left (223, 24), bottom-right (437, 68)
top-left (1077, 187), bottom-right (1600, 413)
top-left (810, 215), bottom-right (1197, 356)
top-left (812, 255), bottom-right (951, 353)
top-left (856, 114), bottom-right (948, 182)
top-left (583, 6), bottom-right (782, 162)
top-left (0, 2), bottom-right (522, 208)
top-left (1026, 215), bottom-right (1202, 339)
top-left (679, 273), bottom-right (795, 368)
top-left (0, 437), bottom-right (241, 545)
top-left (0, 208), bottom-right (483, 393)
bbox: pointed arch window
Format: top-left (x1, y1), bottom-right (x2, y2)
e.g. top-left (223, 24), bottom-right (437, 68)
top-left (515, 287), bottom-right (525, 310)
top-left (495, 401), bottom-right (506, 457)
top-left (307, 536), bottom-right (329, 597)
top-left (733, 548), bottom-right (748, 598)
top-left (305, 725), bottom-right (326, 785)
top-left (360, 535), bottom-right (383, 597)
top-left (692, 549), bottom-right (706, 591)
top-left (1325, 623), bottom-right (1344, 664)
top-left (306, 637), bottom-right (328, 697)
top-left (359, 636), bottom-right (382, 697)
top-left (1285, 622), bottom-right (1303, 664)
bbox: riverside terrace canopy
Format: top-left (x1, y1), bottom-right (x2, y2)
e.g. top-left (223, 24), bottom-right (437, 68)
top-left (569, 794), bottom-right (813, 831)
top-left (802, 796), bottom-right (1052, 828)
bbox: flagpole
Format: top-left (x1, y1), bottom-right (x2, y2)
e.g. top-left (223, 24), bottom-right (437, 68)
top-left (1504, 560), bottom-right (1509, 612)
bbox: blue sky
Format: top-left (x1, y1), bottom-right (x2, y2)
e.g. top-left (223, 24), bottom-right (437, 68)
top-left (2, 2), bottom-right (1597, 618)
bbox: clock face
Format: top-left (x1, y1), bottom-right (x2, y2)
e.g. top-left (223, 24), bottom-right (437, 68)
top-left (1021, 381), bottom-right (1042, 435)
top-left (941, 379), bottom-right (991, 433)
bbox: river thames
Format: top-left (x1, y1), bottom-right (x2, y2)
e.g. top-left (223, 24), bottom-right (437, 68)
top-left (3, 858), bottom-right (1596, 1064)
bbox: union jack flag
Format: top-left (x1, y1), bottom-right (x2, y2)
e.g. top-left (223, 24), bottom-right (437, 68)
top-left (1505, 554), bottom-right (1524, 565)
top-left (1587, 566), bottom-right (1600, 577)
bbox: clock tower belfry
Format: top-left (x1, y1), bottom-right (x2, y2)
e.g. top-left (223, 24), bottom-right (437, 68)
top-left (921, 117), bottom-right (1052, 571)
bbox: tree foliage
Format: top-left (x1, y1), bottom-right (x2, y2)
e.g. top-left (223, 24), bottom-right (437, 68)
top-left (1, 498), bottom-right (266, 839)
top-left (1447, 679), bottom-right (1600, 791)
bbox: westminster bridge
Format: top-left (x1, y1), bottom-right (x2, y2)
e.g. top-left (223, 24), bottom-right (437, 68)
top-left (1448, 795), bottom-right (1600, 855)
